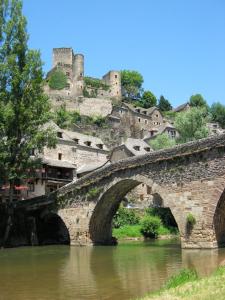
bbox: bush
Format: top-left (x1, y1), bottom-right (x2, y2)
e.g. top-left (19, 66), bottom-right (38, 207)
top-left (140, 215), bottom-right (161, 238)
top-left (146, 207), bottom-right (178, 228)
top-left (186, 213), bottom-right (196, 226)
top-left (113, 207), bottom-right (140, 228)
top-left (49, 69), bottom-right (67, 90)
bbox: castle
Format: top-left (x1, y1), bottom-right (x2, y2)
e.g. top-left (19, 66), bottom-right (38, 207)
top-left (45, 47), bottom-right (122, 100)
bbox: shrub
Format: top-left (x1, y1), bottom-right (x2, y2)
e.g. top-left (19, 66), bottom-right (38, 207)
top-left (186, 213), bottom-right (196, 226)
top-left (49, 69), bottom-right (67, 90)
top-left (146, 207), bottom-right (178, 228)
top-left (140, 215), bottom-right (161, 238)
top-left (113, 225), bottom-right (142, 239)
top-left (113, 207), bottom-right (140, 228)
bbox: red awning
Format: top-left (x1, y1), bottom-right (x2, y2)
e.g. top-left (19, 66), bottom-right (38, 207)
top-left (15, 185), bottom-right (28, 190)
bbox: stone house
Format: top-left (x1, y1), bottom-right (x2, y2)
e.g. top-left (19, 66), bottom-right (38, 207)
top-left (143, 121), bottom-right (178, 142)
top-left (111, 103), bottom-right (164, 139)
top-left (0, 122), bottom-right (109, 201)
top-left (207, 123), bottom-right (225, 136)
top-left (172, 102), bottom-right (190, 113)
top-left (109, 138), bottom-right (153, 206)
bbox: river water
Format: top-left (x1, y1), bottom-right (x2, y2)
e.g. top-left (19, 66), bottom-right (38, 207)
top-left (0, 239), bottom-right (225, 300)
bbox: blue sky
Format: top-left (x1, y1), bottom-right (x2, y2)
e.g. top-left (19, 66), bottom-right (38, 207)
top-left (23, 0), bottom-right (225, 107)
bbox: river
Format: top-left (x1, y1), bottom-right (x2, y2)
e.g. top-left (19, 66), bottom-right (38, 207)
top-left (0, 239), bottom-right (225, 300)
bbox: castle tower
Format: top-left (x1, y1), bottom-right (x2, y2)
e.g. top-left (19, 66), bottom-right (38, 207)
top-left (72, 54), bottom-right (84, 96)
top-left (53, 48), bottom-right (74, 67)
top-left (102, 71), bottom-right (122, 100)
top-left (73, 54), bottom-right (84, 80)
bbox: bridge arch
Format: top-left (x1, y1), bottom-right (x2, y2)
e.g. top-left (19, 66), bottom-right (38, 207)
top-left (213, 188), bottom-right (225, 247)
top-left (89, 175), bottom-right (181, 245)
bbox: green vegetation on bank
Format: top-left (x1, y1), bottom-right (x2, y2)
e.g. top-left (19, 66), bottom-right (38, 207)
top-left (138, 267), bottom-right (225, 300)
top-left (112, 207), bottom-right (178, 240)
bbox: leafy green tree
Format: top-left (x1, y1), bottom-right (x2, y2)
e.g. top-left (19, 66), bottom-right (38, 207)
top-left (141, 90), bottom-right (157, 108)
top-left (189, 94), bottom-right (207, 108)
top-left (149, 133), bottom-right (176, 150)
top-left (48, 68), bottom-right (67, 90)
top-left (0, 0), bottom-right (56, 205)
top-left (210, 102), bottom-right (225, 128)
top-left (174, 107), bottom-right (208, 143)
top-left (158, 95), bottom-right (172, 111)
top-left (121, 70), bottom-right (143, 98)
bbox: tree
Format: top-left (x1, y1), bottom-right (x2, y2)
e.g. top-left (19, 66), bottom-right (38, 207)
top-left (149, 133), bottom-right (176, 150)
top-left (48, 68), bottom-right (67, 90)
top-left (158, 95), bottom-right (172, 111)
top-left (0, 0), bottom-right (56, 205)
top-left (121, 70), bottom-right (143, 99)
top-left (141, 90), bottom-right (157, 108)
top-left (174, 108), bottom-right (208, 143)
top-left (189, 94), bottom-right (207, 108)
top-left (210, 102), bottom-right (225, 128)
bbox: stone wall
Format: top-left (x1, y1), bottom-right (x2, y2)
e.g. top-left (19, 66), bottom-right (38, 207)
top-left (55, 134), bottom-right (225, 248)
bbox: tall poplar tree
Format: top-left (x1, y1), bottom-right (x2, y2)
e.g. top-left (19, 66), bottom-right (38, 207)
top-left (0, 0), bottom-right (56, 205)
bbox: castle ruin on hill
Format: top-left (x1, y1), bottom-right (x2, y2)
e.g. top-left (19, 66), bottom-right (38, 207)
top-left (45, 47), bottom-right (122, 101)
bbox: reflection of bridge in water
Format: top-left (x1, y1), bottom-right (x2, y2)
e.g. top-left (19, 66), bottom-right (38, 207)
top-left (2, 133), bottom-right (225, 249)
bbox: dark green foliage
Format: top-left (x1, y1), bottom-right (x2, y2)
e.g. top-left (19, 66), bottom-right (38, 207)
top-left (158, 95), bottom-right (172, 111)
top-left (54, 104), bottom-right (81, 129)
top-left (48, 69), bottom-right (67, 90)
top-left (189, 94), bottom-right (207, 108)
top-left (164, 269), bottom-right (198, 290)
top-left (0, 0), bottom-right (56, 201)
top-left (140, 215), bottom-right (161, 238)
top-left (113, 207), bottom-right (140, 229)
top-left (141, 90), bottom-right (157, 108)
top-left (146, 207), bottom-right (178, 228)
top-left (121, 70), bottom-right (143, 98)
top-left (210, 102), bottom-right (225, 128)
top-left (84, 77), bottom-right (109, 91)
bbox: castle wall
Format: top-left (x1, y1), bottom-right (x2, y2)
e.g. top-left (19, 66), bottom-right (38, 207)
top-left (53, 48), bottom-right (73, 67)
top-left (50, 96), bottom-right (113, 117)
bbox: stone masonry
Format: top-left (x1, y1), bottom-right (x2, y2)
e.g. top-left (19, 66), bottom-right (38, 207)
top-left (10, 133), bottom-right (225, 249)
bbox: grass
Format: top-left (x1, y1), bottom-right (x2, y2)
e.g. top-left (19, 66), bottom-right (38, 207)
top-left (137, 267), bottom-right (225, 300)
top-left (113, 224), bottom-right (178, 239)
top-left (113, 225), bottom-right (142, 239)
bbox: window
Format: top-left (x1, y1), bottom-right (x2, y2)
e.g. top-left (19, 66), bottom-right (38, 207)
top-left (138, 118), bottom-right (141, 123)
top-left (66, 72), bottom-right (70, 76)
top-left (115, 75), bottom-right (117, 78)
top-left (143, 111), bottom-right (147, 115)
top-left (58, 153), bottom-right (62, 160)
top-left (96, 144), bottom-right (103, 149)
top-left (80, 73), bottom-right (83, 77)
top-left (136, 109), bottom-right (140, 113)
top-left (65, 83), bottom-right (70, 89)
top-left (28, 182), bottom-right (35, 192)
top-left (73, 138), bottom-right (79, 144)
top-left (30, 148), bottom-right (35, 156)
top-left (133, 145), bottom-right (140, 151)
top-left (84, 141), bottom-right (91, 147)
top-left (156, 114), bottom-right (159, 117)
top-left (57, 132), bottom-right (63, 138)
top-left (144, 147), bottom-right (151, 152)
top-left (145, 119), bottom-right (148, 124)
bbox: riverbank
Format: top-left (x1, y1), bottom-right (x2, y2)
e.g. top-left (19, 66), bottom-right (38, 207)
top-left (138, 267), bottom-right (225, 300)
top-left (113, 224), bottom-right (178, 240)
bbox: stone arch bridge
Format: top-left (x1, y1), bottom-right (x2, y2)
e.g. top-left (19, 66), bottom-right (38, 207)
top-left (10, 134), bottom-right (225, 248)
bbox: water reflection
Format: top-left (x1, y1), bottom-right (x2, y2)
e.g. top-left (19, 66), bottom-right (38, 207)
top-left (0, 241), bottom-right (225, 300)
